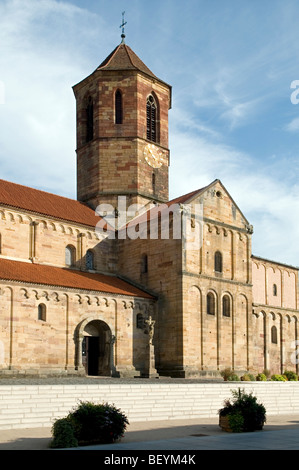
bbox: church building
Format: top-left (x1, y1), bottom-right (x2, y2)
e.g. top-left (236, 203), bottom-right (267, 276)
top-left (0, 36), bottom-right (298, 378)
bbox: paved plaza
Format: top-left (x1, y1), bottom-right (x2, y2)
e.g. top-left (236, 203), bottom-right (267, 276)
top-left (0, 413), bottom-right (299, 450)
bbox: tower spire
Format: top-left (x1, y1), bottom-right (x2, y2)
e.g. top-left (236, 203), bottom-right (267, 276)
top-left (120, 11), bottom-right (127, 43)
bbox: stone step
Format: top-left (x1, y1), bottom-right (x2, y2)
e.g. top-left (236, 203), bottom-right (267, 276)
top-left (0, 382), bottom-right (298, 430)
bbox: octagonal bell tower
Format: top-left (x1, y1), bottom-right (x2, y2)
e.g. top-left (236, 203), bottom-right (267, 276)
top-left (73, 38), bottom-right (172, 213)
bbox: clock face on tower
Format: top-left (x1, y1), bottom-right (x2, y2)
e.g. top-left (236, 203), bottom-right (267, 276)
top-left (143, 143), bottom-right (167, 169)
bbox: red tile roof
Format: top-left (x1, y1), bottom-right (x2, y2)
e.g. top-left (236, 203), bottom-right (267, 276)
top-left (97, 43), bottom-right (158, 79)
top-left (0, 179), bottom-right (103, 229)
top-left (0, 258), bottom-right (154, 299)
top-left (119, 187), bottom-right (207, 231)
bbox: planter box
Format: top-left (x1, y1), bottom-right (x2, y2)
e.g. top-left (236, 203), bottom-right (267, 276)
top-left (219, 415), bottom-right (233, 432)
top-left (219, 414), bottom-right (264, 433)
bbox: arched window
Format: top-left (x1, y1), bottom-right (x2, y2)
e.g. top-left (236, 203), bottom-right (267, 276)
top-left (222, 295), bottom-right (230, 317)
top-left (115, 90), bottom-right (123, 124)
top-left (146, 95), bottom-right (157, 142)
top-left (207, 292), bottom-right (216, 315)
top-left (152, 173), bottom-right (156, 191)
top-left (86, 96), bottom-right (94, 142)
top-left (271, 325), bottom-right (278, 344)
top-left (38, 303), bottom-right (46, 322)
top-left (214, 251), bottom-right (222, 273)
top-left (273, 284), bottom-right (277, 296)
top-left (65, 245), bottom-right (76, 267)
top-left (137, 313), bottom-right (144, 329)
top-left (141, 254), bottom-right (148, 274)
top-left (86, 249), bottom-right (95, 270)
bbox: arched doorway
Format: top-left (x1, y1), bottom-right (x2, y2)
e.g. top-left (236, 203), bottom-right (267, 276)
top-left (81, 320), bottom-right (112, 376)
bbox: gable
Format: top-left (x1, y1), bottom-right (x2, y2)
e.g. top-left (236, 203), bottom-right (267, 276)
top-left (187, 180), bottom-right (251, 232)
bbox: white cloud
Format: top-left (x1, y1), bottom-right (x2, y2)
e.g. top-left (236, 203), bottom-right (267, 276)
top-left (285, 117), bottom-right (299, 132)
top-left (0, 0), bottom-right (112, 196)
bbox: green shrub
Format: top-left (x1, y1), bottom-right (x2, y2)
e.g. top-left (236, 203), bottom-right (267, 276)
top-left (241, 373), bottom-right (256, 381)
top-left (283, 370), bottom-right (298, 381)
top-left (227, 374), bottom-right (239, 381)
top-left (256, 373), bottom-right (267, 381)
top-left (219, 388), bottom-right (266, 432)
top-left (220, 368), bottom-right (239, 381)
top-left (50, 418), bottom-right (78, 448)
top-left (228, 411), bottom-right (244, 433)
top-left (50, 401), bottom-right (129, 448)
top-left (263, 369), bottom-right (271, 379)
top-left (271, 374), bottom-right (287, 381)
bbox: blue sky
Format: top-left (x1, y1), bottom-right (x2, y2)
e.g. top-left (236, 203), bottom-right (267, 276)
top-left (1, 0), bottom-right (299, 265)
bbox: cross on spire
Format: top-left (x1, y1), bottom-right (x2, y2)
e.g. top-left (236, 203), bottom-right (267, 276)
top-left (120, 11), bottom-right (127, 43)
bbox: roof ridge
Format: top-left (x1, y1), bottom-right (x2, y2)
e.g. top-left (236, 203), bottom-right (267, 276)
top-left (97, 43), bottom-right (123, 70)
top-left (122, 43), bottom-right (135, 69)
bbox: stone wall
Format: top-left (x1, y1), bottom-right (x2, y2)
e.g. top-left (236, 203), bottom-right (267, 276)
top-left (0, 282), bottom-right (153, 377)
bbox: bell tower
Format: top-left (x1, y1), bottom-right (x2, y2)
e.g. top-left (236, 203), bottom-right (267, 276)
top-left (73, 37), bottom-right (172, 212)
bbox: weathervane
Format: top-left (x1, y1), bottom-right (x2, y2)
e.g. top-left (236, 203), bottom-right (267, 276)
top-left (120, 11), bottom-right (127, 43)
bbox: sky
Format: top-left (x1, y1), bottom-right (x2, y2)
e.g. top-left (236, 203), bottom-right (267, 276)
top-left (1, 0), bottom-right (299, 266)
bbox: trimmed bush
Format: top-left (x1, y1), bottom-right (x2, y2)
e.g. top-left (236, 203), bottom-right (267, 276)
top-left (283, 370), bottom-right (298, 381)
top-left (263, 369), bottom-right (271, 379)
top-left (241, 373), bottom-right (256, 381)
top-left (50, 401), bottom-right (129, 448)
top-left (50, 418), bottom-right (78, 448)
top-left (271, 374), bottom-right (287, 381)
top-left (256, 373), bottom-right (267, 381)
top-left (220, 368), bottom-right (239, 381)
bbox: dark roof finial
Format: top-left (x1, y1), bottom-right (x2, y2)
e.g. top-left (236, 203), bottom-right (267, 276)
top-left (120, 11), bottom-right (127, 43)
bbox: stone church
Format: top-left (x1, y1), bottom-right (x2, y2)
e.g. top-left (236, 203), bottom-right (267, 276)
top-left (0, 38), bottom-right (298, 378)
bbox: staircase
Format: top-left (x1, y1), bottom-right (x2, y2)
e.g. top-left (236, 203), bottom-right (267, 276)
top-left (0, 381), bottom-right (298, 430)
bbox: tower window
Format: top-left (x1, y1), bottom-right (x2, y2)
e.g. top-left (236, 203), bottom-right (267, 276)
top-left (146, 95), bottom-right (157, 142)
top-left (86, 96), bottom-right (94, 142)
top-left (152, 173), bottom-right (156, 191)
top-left (115, 90), bottom-right (123, 124)
top-left (222, 295), bottom-right (230, 317)
top-left (38, 303), bottom-right (46, 322)
top-left (141, 254), bottom-right (148, 274)
top-left (86, 249), bottom-right (95, 270)
top-left (207, 292), bottom-right (216, 315)
top-left (214, 251), bottom-right (223, 273)
top-left (273, 284), bottom-right (277, 296)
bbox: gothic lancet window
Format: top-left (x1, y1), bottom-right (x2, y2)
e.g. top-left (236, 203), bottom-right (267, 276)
top-left (207, 292), bottom-right (216, 315)
top-left (214, 251), bottom-right (223, 273)
top-left (115, 90), bottom-right (123, 124)
top-left (146, 95), bottom-right (157, 142)
top-left (86, 96), bottom-right (94, 142)
top-left (273, 284), bottom-right (277, 296)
